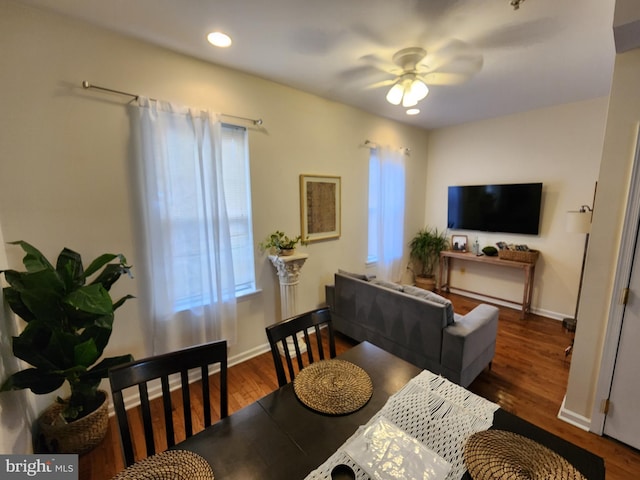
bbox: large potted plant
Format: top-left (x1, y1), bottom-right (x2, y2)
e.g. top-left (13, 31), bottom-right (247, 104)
top-left (0, 241), bottom-right (134, 454)
top-left (408, 227), bottom-right (449, 291)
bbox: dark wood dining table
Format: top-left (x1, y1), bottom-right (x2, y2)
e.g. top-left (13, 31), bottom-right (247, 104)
top-left (174, 341), bottom-right (605, 479)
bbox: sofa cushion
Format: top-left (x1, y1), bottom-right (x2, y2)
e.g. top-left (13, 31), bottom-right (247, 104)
top-left (338, 269), bottom-right (372, 281)
top-left (370, 278), bottom-right (404, 292)
top-left (403, 285), bottom-right (455, 325)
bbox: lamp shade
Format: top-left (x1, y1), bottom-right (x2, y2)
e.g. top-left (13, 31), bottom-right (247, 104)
top-left (386, 83), bottom-right (404, 105)
top-left (566, 211), bottom-right (591, 234)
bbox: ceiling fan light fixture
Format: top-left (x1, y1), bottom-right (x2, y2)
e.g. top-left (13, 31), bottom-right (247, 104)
top-left (402, 93), bottom-right (418, 108)
top-left (386, 74), bottom-right (428, 107)
top-left (386, 82), bottom-right (404, 105)
top-left (409, 79), bottom-right (429, 101)
top-left (406, 108), bottom-right (420, 115)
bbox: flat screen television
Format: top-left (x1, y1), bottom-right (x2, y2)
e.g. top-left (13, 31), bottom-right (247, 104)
top-left (447, 182), bottom-right (543, 235)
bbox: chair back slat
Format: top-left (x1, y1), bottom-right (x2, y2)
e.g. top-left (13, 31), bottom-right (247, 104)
top-left (265, 308), bottom-right (335, 387)
top-left (180, 370), bottom-right (193, 437)
top-left (314, 325), bottom-right (324, 360)
top-left (109, 340), bottom-right (228, 466)
top-left (303, 328), bottom-right (314, 364)
top-left (201, 365), bottom-right (211, 426)
top-left (158, 377), bottom-right (173, 448)
top-left (138, 383), bottom-right (156, 457)
top-left (112, 390), bottom-right (135, 467)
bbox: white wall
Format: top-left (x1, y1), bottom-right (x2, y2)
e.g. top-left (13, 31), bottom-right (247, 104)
top-left (0, 1), bottom-right (429, 449)
top-left (423, 99), bottom-right (608, 318)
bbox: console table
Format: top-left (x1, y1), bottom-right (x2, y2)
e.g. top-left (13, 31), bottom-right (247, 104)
top-left (439, 250), bottom-right (537, 319)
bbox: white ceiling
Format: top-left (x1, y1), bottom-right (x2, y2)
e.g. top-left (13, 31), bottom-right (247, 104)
top-left (17, 0), bottom-right (616, 129)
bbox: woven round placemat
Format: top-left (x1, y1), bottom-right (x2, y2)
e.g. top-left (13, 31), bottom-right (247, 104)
top-left (293, 359), bottom-right (373, 415)
top-left (111, 450), bottom-right (214, 480)
top-left (464, 430), bottom-right (587, 480)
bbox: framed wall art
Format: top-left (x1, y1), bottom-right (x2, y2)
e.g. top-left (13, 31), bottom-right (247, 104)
top-left (300, 174), bottom-right (341, 242)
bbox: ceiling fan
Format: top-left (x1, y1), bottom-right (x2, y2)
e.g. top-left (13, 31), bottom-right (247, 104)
top-left (365, 42), bottom-right (484, 108)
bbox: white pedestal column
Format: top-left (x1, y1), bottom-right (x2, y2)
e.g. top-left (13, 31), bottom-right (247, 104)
top-left (269, 253), bottom-right (309, 355)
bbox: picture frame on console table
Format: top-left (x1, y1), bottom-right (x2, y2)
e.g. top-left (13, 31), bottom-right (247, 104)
top-left (451, 235), bottom-right (468, 252)
top-left (300, 174), bottom-right (341, 242)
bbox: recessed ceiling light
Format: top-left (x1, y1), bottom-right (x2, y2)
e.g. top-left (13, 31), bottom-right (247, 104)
top-left (406, 108), bottom-right (420, 115)
top-left (207, 32), bottom-right (232, 48)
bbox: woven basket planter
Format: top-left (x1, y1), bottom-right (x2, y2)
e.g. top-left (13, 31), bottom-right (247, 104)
top-left (36, 390), bottom-right (109, 455)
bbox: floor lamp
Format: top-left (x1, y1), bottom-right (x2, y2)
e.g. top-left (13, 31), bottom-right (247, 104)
top-left (563, 205), bottom-right (593, 334)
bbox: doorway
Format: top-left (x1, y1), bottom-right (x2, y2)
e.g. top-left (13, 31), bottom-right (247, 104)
top-left (592, 125), bottom-right (640, 446)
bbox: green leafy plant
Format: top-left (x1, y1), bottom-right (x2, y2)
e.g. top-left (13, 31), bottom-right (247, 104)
top-left (408, 227), bottom-right (449, 278)
top-left (0, 241), bottom-right (134, 421)
top-left (259, 230), bottom-right (307, 254)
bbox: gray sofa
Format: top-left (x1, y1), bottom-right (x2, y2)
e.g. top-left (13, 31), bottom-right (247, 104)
top-left (325, 272), bottom-right (499, 387)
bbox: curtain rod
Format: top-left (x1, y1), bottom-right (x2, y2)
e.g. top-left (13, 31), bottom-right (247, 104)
top-left (364, 139), bottom-right (410, 156)
top-left (81, 80), bottom-right (263, 126)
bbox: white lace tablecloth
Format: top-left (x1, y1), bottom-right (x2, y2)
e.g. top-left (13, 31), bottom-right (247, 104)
top-left (304, 370), bottom-right (499, 480)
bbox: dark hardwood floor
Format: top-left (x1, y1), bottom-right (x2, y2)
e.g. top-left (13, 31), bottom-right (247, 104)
top-left (80, 293), bottom-right (640, 479)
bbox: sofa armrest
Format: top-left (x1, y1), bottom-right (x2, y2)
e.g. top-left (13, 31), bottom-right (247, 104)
top-left (441, 304), bottom-right (499, 372)
top-left (325, 284), bottom-right (335, 311)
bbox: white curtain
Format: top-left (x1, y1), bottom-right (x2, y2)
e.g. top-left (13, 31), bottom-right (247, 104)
top-left (131, 97), bottom-right (237, 354)
top-left (0, 237), bottom-right (35, 453)
top-left (374, 146), bottom-right (406, 281)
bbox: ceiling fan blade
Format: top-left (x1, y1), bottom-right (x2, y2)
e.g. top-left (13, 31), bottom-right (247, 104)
top-left (472, 17), bottom-right (559, 50)
top-left (420, 72), bottom-right (471, 86)
top-left (364, 79), bottom-right (397, 90)
top-left (429, 53), bottom-right (484, 75)
top-left (359, 53), bottom-right (402, 75)
top-left (420, 38), bottom-right (475, 72)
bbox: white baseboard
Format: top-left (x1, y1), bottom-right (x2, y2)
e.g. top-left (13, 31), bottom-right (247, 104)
top-left (557, 395), bottom-right (591, 431)
top-left (108, 342), bottom-right (272, 416)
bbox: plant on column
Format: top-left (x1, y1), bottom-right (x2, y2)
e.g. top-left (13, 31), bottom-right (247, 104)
top-left (259, 230), bottom-right (307, 256)
top-left (0, 241), bottom-right (134, 454)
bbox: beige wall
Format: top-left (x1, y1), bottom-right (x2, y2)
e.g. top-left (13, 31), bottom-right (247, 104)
top-left (0, 1), bottom-right (429, 429)
top-left (424, 98), bottom-right (609, 318)
top-left (565, 47), bottom-right (640, 419)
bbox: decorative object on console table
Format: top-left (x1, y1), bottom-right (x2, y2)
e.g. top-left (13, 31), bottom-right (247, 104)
top-left (495, 241), bottom-right (539, 263)
top-left (497, 248), bottom-right (540, 263)
top-left (300, 174), bottom-right (341, 242)
top-left (563, 205), bottom-right (593, 336)
top-left (409, 227), bottom-right (449, 291)
top-left (451, 235), bottom-right (468, 252)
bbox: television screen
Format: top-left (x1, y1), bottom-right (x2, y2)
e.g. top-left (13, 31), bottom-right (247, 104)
top-left (447, 183), bottom-right (543, 235)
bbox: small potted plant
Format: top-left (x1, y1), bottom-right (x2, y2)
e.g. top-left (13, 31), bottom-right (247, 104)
top-left (0, 241), bottom-right (134, 454)
top-left (259, 230), bottom-right (307, 256)
top-left (408, 227), bottom-right (449, 291)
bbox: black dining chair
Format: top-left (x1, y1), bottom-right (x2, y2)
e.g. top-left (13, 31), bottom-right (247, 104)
top-left (108, 340), bottom-right (228, 467)
top-left (265, 307), bottom-right (336, 387)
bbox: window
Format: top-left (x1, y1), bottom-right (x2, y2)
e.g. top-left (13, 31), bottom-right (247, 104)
top-left (145, 120), bottom-right (256, 315)
top-left (171, 123), bottom-right (256, 309)
top-left (367, 149), bottom-right (381, 263)
top-left (367, 146), bottom-right (406, 280)
top-left (220, 124), bottom-right (256, 296)
top-left (134, 100), bottom-right (250, 349)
